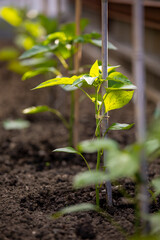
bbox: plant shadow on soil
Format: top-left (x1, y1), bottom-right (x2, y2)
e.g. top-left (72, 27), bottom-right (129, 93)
top-left (0, 61), bottom-right (160, 240)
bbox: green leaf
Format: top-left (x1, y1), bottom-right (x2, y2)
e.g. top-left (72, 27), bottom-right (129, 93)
top-left (107, 150), bottom-right (139, 179)
top-left (19, 44), bottom-right (57, 59)
top-left (89, 40), bottom-right (117, 50)
top-left (53, 147), bottom-right (80, 155)
top-left (23, 105), bottom-right (69, 129)
top-left (106, 123), bottom-right (134, 132)
top-left (3, 119), bottom-right (30, 130)
top-left (22, 67), bottom-right (60, 80)
top-left (78, 138), bottom-right (118, 153)
top-left (103, 90), bottom-right (134, 112)
top-left (60, 84), bottom-right (79, 91)
top-left (90, 60), bottom-right (99, 78)
top-left (33, 75), bottom-right (80, 89)
top-left (23, 106), bottom-right (49, 114)
top-left (150, 213), bottom-right (160, 234)
top-left (108, 42), bottom-right (117, 50)
top-left (0, 48), bottom-right (19, 61)
top-left (53, 147), bottom-right (90, 170)
top-left (145, 139), bottom-right (160, 157)
top-left (152, 178), bottom-right (160, 196)
top-left (8, 61), bottom-right (29, 75)
top-left (53, 203), bottom-right (97, 218)
top-left (0, 7), bottom-right (22, 26)
top-left (108, 72), bottom-right (133, 87)
top-left (74, 170), bottom-right (109, 189)
top-left (45, 32), bottom-right (66, 43)
top-left (98, 65), bottom-right (120, 75)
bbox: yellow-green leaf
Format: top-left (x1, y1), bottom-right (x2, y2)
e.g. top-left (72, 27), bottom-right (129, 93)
top-left (0, 7), bottom-right (22, 26)
top-left (104, 90), bottom-right (134, 112)
top-left (89, 60), bottom-right (99, 77)
top-left (33, 75), bottom-right (80, 89)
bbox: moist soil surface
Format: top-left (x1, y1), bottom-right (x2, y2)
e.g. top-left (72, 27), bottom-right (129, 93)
top-left (0, 61), bottom-right (160, 240)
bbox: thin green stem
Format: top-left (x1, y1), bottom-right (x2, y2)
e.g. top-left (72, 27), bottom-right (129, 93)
top-left (48, 108), bottom-right (69, 130)
top-left (69, 91), bottom-right (75, 146)
top-left (78, 87), bottom-right (93, 102)
top-left (79, 153), bottom-right (91, 171)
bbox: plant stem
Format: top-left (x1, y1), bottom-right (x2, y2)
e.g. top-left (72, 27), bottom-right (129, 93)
top-left (69, 91), bottom-right (75, 146)
top-left (101, 0), bottom-right (112, 206)
top-left (49, 108), bottom-right (69, 130)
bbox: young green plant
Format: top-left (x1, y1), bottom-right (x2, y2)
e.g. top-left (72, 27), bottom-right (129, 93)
top-left (33, 60), bottom-right (136, 206)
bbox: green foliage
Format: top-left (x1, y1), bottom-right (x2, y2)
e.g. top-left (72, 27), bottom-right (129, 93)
top-left (103, 90), bottom-right (134, 112)
top-left (74, 170), bottom-right (109, 189)
top-left (22, 67), bottom-right (60, 80)
top-left (0, 7), bottom-right (22, 26)
top-left (3, 119), bottom-right (30, 130)
top-left (151, 178), bottom-right (160, 196)
top-left (105, 123), bottom-right (134, 133)
top-left (78, 138), bottom-right (118, 153)
top-left (53, 203), bottom-right (97, 218)
top-left (0, 48), bottom-right (19, 61)
top-left (53, 147), bottom-right (90, 170)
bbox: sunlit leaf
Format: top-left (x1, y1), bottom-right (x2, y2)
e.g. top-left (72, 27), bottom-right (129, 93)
top-left (17, 35), bottom-right (35, 50)
top-left (103, 90), bottom-right (134, 112)
top-left (78, 138), bottom-right (118, 153)
top-left (82, 75), bottom-right (97, 85)
top-left (33, 75), bottom-right (80, 89)
top-left (45, 32), bottom-right (66, 43)
top-left (3, 119), bottom-right (30, 130)
top-left (23, 20), bottom-right (45, 38)
top-left (53, 203), bottom-right (97, 218)
top-left (74, 170), bottom-right (109, 189)
top-left (53, 147), bottom-right (80, 155)
top-left (90, 60), bottom-right (99, 78)
top-left (0, 7), bottom-right (22, 26)
top-left (23, 106), bottom-right (49, 114)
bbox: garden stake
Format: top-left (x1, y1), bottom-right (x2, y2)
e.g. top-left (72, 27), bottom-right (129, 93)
top-left (133, 0), bottom-right (149, 233)
top-left (57, 0), bottom-right (61, 25)
top-left (101, 0), bottom-right (112, 207)
top-left (42, 0), bottom-right (48, 16)
top-left (73, 0), bottom-right (82, 147)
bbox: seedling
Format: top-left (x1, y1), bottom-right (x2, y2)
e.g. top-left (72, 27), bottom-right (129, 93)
top-left (33, 60), bottom-right (136, 206)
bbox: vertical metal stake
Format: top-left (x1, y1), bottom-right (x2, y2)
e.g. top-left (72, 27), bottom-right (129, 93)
top-left (133, 0), bottom-right (149, 233)
top-left (101, 0), bottom-right (112, 206)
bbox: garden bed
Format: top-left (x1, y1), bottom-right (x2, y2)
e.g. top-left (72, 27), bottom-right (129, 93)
top-left (0, 64), bottom-right (159, 240)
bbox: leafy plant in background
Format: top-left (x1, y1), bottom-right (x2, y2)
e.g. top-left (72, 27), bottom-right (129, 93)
top-left (31, 60), bottom-right (136, 205)
top-left (0, 6), bottom-right (58, 74)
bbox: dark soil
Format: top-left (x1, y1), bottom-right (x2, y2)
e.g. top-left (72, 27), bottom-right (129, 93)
top-left (0, 60), bottom-right (160, 240)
